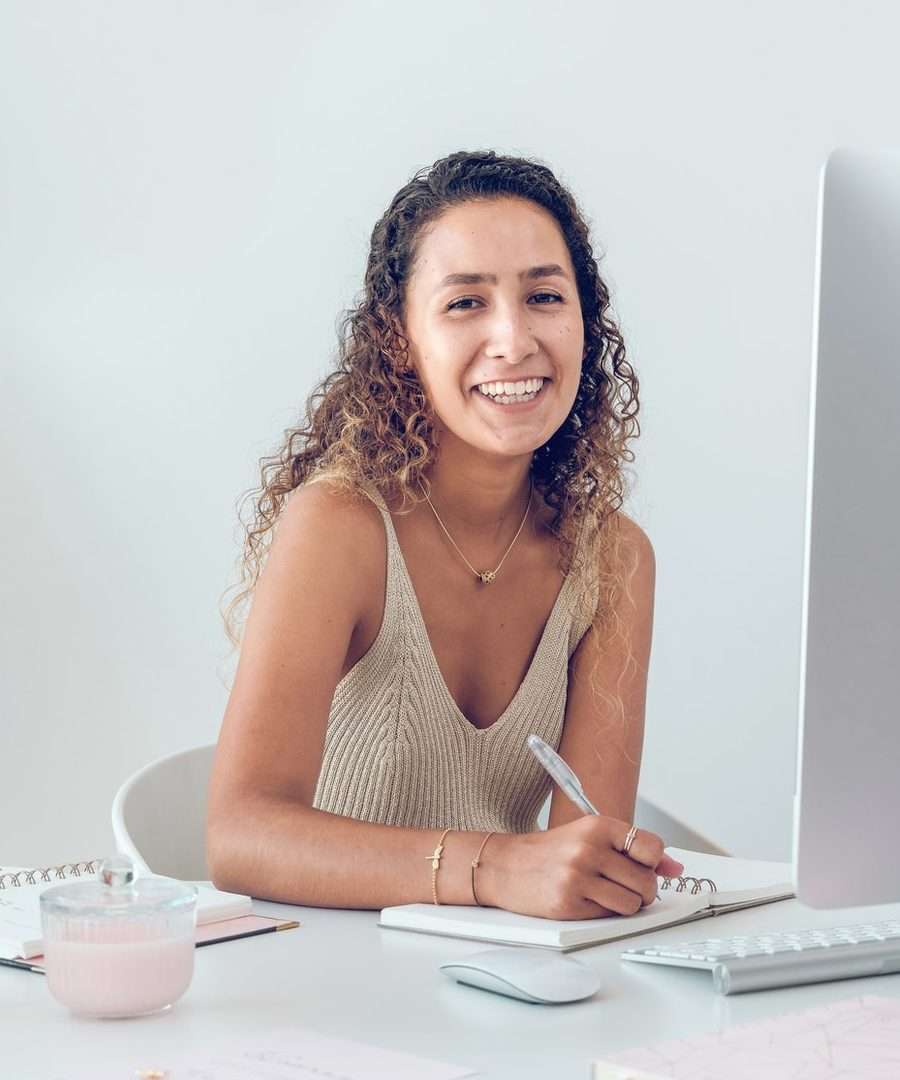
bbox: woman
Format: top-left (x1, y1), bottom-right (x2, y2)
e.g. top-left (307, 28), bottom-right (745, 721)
top-left (208, 149), bottom-right (684, 919)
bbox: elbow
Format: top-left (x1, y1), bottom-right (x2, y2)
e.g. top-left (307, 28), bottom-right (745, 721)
top-left (206, 835), bottom-right (232, 896)
top-left (205, 790), bottom-right (312, 898)
top-left (205, 799), bottom-right (251, 895)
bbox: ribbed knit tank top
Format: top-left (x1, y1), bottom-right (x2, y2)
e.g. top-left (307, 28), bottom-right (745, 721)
top-left (311, 481), bottom-right (598, 834)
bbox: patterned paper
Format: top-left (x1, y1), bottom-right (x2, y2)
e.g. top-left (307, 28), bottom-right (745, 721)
top-left (595, 995), bottom-right (900, 1080)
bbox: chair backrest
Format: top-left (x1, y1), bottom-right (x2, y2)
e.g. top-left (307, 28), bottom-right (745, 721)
top-left (634, 795), bottom-right (729, 857)
top-left (111, 744), bottom-right (216, 880)
top-left (537, 792), bottom-right (729, 856)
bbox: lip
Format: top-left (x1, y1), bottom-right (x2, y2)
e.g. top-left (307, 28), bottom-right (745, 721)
top-left (472, 378), bottom-right (551, 412)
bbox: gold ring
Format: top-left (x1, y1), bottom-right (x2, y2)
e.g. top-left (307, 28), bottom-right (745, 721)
top-left (622, 825), bottom-right (638, 855)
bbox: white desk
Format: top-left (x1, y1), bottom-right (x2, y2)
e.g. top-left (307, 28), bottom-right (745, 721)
top-left (6, 849), bottom-right (900, 1079)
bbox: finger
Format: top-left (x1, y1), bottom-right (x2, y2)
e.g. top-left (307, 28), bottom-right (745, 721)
top-left (613, 824), bottom-right (664, 870)
top-left (657, 853), bottom-right (685, 878)
top-left (580, 873), bottom-right (646, 917)
top-left (592, 850), bottom-right (660, 908)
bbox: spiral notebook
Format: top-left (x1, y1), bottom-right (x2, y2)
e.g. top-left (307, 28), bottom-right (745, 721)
top-left (0, 860), bottom-right (296, 968)
top-left (379, 875), bottom-right (794, 951)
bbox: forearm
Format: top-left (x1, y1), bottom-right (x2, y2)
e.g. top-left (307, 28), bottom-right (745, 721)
top-left (207, 795), bottom-right (508, 909)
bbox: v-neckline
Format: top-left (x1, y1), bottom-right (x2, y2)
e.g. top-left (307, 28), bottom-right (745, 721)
top-left (381, 501), bottom-right (574, 736)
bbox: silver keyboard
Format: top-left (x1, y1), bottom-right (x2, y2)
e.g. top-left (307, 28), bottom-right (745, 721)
top-left (621, 919), bottom-right (900, 995)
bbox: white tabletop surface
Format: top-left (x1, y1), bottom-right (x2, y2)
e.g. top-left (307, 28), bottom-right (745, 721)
top-left (6, 848), bottom-right (900, 1079)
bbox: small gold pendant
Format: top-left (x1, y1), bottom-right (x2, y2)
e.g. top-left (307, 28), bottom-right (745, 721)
top-left (479, 570), bottom-right (496, 584)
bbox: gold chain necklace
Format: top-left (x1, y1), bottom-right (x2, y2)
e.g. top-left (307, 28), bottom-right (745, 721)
top-left (418, 476), bottom-right (534, 585)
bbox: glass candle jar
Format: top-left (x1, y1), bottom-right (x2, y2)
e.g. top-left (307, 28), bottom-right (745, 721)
top-left (39, 854), bottom-right (197, 1018)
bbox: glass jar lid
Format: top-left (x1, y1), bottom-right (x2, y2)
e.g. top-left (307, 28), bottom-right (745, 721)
top-left (39, 854), bottom-right (197, 919)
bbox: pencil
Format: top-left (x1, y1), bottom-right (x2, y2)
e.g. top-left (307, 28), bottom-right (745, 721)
top-left (0, 921), bottom-right (301, 973)
top-left (0, 955), bottom-right (45, 974)
top-left (196, 920), bottom-right (301, 947)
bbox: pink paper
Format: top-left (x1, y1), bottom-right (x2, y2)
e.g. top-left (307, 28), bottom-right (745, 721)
top-left (600, 995), bottom-right (900, 1079)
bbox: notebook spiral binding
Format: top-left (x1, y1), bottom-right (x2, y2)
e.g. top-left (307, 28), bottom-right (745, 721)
top-left (659, 874), bottom-right (718, 894)
top-left (0, 861), bottom-right (99, 889)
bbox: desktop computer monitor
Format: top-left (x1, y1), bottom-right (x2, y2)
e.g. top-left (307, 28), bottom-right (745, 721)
top-left (793, 147), bottom-right (900, 909)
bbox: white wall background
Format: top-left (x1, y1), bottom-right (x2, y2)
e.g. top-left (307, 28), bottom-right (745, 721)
top-left (2, 0), bottom-right (895, 867)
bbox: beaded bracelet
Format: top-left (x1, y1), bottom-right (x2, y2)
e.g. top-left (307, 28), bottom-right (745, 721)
top-left (470, 831), bottom-right (496, 907)
top-left (427, 828), bottom-right (453, 905)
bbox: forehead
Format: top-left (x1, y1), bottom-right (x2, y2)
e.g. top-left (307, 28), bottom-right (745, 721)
top-left (409, 197), bottom-right (574, 287)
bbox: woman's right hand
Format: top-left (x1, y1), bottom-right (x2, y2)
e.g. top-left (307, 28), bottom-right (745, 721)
top-left (479, 816), bottom-right (686, 920)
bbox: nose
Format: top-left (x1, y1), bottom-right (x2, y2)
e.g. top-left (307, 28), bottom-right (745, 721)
top-left (483, 300), bottom-right (539, 364)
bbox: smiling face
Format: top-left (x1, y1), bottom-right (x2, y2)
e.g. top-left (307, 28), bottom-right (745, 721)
top-left (402, 196), bottom-right (585, 463)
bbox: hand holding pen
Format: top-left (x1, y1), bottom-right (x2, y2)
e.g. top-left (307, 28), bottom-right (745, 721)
top-left (463, 737), bottom-right (686, 920)
top-left (527, 735), bottom-right (685, 881)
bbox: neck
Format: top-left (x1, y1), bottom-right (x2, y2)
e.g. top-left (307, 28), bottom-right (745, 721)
top-left (420, 456), bottom-right (534, 546)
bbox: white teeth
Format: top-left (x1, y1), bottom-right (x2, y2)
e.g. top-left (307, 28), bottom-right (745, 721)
top-left (479, 387), bottom-right (541, 405)
top-left (476, 377), bottom-right (545, 397)
top-left (496, 390), bottom-right (539, 404)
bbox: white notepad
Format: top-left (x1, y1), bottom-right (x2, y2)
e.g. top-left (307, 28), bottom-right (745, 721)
top-left (379, 879), bottom-right (794, 951)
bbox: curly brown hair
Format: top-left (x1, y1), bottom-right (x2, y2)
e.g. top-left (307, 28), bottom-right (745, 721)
top-left (220, 149), bottom-right (644, 754)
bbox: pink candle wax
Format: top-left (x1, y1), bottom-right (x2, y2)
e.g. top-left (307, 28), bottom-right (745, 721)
top-left (45, 932), bottom-right (194, 1018)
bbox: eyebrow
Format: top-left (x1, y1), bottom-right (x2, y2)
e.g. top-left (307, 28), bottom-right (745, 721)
top-left (434, 263), bottom-right (570, 293)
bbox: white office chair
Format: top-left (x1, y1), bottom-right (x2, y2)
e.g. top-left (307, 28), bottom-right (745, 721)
top-left (633, 796), bottom-right (729, 857)
top-left (112, 744), bottom-right (216, 880)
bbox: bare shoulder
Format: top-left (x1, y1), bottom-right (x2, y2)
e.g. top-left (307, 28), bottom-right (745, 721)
top-left (281, 477), bottom-right (385, 546)
top-left (608, 511), bottom-right (656, 617)
top-left (582, 510), bottom-right (655, 620)
top-left (263, 477), bottom-right (386, 626)
top-left (612, 511), bottom-right (655, 569)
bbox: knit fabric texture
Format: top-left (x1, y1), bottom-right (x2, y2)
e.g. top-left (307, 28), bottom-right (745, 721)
top-left (311, 482), bottom-right (598, 833)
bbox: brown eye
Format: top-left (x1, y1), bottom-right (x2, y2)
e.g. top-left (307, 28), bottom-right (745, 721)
top-left (447, 293), bottom-right (562, 312)
top-left (446, 297), bottom-right (479, 311)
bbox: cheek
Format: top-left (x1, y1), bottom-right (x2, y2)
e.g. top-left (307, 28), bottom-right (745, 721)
top-left (564, 317), bottom-right (585, 351)
top-left (415, 366), bottom-right (464, 421)
top-left (557, 324), bottom-right (587, 380)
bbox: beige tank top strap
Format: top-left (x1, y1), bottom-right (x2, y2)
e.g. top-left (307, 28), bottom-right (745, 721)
top-left (356, 479), bottom-right (392, 529)
top-left (355, 480), bottom-right (407, 591)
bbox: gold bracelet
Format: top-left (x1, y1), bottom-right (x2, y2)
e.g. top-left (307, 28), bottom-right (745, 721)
top-left (470, 831), bottom-right (496, 907)
top-left (427, 828), bottom-right (453, 905)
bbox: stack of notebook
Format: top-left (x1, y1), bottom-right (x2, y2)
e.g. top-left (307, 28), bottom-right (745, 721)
top-left (0, 860), bottom-right (299, 972)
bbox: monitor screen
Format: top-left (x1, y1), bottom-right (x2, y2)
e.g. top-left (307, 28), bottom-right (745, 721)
top-left (793, 147), bottom-right (900, 908)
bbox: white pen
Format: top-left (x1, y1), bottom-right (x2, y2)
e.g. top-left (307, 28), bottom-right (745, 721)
top-left (527, 734), bottom-right (600, 816)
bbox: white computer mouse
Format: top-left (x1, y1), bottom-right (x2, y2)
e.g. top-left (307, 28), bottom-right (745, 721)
top-left (439, 947), bottom-right (602, 1004)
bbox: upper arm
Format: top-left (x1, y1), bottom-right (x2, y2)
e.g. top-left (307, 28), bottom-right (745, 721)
top-left (547, 514), bottom-right (656, 829)
top-left (208, 481), bottom-right (381, 823)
